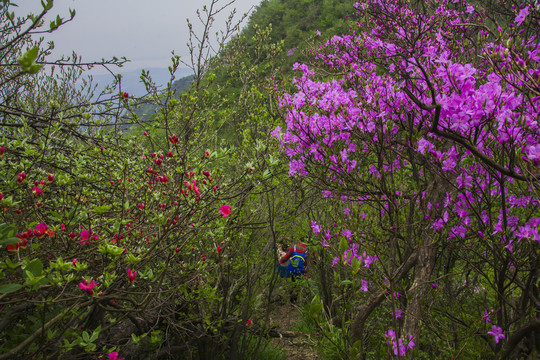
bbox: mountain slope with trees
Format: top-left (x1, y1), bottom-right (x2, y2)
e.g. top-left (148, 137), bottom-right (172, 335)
top-left (1, 0), bottom-right (540, 359)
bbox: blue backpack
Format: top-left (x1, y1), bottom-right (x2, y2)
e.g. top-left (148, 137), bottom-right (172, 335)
top-left (278, 245), bottom-right (307, 278)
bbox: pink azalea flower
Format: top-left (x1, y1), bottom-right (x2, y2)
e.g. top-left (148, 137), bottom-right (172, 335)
top-left (360, 279), bottom-right (369, 292)
top-left (311, 220), bottom-right (320, 234)
top-left (483, 310), bottom-right (491, 323)
top-left (515, 6), bottom-right (530, 26)
top-left (245, 319), bottom-right (252, 327)
top-left (219, 205), bottom-right (231, 218)
top-left (488, 325), bottom-right (505, 344)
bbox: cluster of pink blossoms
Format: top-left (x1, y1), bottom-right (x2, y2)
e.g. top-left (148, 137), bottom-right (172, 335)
top-left (272, 0), bottom-right (535, 353)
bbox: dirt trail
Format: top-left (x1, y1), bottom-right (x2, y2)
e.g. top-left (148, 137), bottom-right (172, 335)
top-left (268, 302), bottom-right (319, 360)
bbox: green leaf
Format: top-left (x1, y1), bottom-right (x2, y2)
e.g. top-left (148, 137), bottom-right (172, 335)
top-left (352, 257), bottom-right (361, 275)
top-left (89, 325), bottom-right (101, 342)
top-left (125, 253), bottom-right (141, 265)
top-left (340, 280), bottom-right (352, 286)
top-left (339, 237), bottom-right (348, 254)
top-left (0, 223), bottom-right (16, 240)
top-left (93, 205), bottom-right (111, 215)
top-left (5, 258), bottom-right (21, 270)
top-left (309, 303), bottom-right (323, 318)
top-left (0, 237), bottom-right (19, 246)
top-left (0, 283), bottom-right (22, 294)
top-left (24, 258), bottom-right (44, 277)
top-left (112, 221), bottom-right (120, 233)
top-left (19, 46), bottom-right (39, 66)
top-left (41, 0), bottom-right (53, 11)
top-left (98, 244), bottom-right (124, 257)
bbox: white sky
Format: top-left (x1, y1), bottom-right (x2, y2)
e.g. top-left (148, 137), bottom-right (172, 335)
top-left (16, 0), bottom-right (262, 73)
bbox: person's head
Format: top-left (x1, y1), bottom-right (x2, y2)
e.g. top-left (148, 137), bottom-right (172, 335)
top-left (281, 243), bottom-right (289, 252)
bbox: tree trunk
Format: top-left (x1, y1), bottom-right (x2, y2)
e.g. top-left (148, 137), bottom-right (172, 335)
top-left (402, 178), bottom-right (446, 347)
top-left (402, 237), bottom-right (436, 342)
top-left (350, 249), bottom-right (418, 356)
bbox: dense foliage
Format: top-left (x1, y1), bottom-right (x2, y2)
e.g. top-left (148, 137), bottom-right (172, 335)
top-left (2, 0), bottom-right (540, 359)
top-left (274, 0), bottom-right (540, 358)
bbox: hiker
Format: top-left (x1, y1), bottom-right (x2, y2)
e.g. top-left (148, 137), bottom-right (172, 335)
top-left (277, 242), bottom-right (308, 279)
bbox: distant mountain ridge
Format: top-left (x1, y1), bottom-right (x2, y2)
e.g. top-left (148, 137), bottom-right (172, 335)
top-left (90, 67), bottom-right (194, 97)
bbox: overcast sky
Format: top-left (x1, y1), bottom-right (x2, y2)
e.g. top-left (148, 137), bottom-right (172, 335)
top-left (17, 0), bottom-right (262, 73)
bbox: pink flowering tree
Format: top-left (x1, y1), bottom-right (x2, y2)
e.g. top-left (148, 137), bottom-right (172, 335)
top-left (274, 0), bottom-right (540, 357)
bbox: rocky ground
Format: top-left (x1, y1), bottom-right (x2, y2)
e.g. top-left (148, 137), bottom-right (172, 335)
top-left (268, 302), bottom-right (319, 360)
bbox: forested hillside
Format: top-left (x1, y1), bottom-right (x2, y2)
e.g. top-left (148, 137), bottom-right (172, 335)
top-left (2, 0), bottom-right (540, 359)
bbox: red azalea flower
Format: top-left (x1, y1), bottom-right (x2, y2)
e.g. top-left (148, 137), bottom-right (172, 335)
top-left (36, 222), bottom-right (48, 233)
top-left (107, 351), bottom-right (123, 360)
top-left (219, 205), bottom-right (231, 218)
top-left (127, 269), bottom-right (137, 284)
top-left (7, 243), bottom-right (19, 252)
top-left (168, 134), bottom-right (179, 144)
top-left (78, 279), bottom-right (97, 295)
top-left (17, 171), bottom-right (26, 183)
